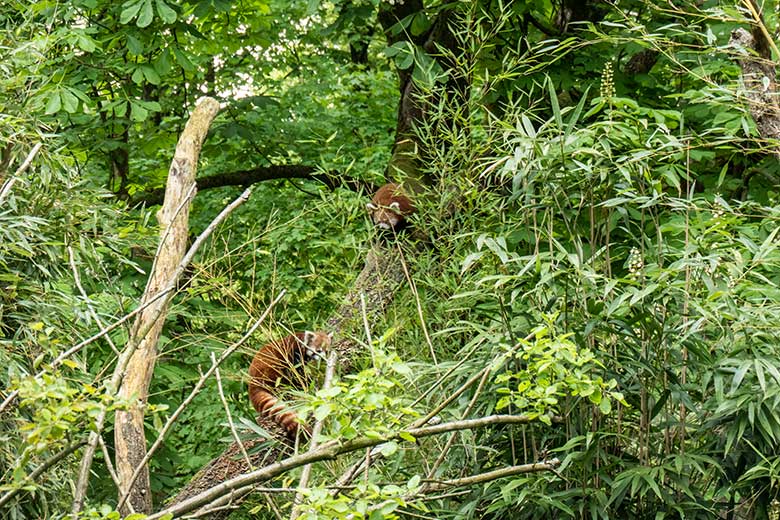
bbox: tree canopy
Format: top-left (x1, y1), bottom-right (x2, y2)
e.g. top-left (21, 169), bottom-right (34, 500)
top-left (3, 0), bottom-right (780, 518)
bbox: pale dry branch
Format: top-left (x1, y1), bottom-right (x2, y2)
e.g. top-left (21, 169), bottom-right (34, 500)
top-left (215, 361), bottom-right (252, 468)
top-left (422, 364), bottom-right (492, 492)
top-left (421, 458), bottom-right (561, 491)
top-left (0, 142), bottom-right (43, 205)
top-left (114, 97), bottom-right (221, 515)
top-left (72, 185), bottom-right (253, 516)
top-left (116, 290), bottom-right (285, 512)
top-left (395, 241), bottom-right (437, 365)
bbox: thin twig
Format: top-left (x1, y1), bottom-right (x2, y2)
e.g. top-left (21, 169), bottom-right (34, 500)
top-left (0, 142), bottom-right (43, 205)
top-left (395, 241), bottom-right (437, 365)
top-left (0, 441), bottom-right (86, 509)
top-left (215, 357), bottom-right (252, 468)
top-left (0, 276), bottom-right (170, 415)
top-left (420, 458), bottom-right (561, 491)
top-left (99, 435), bottom-right (122, 489)
top-left (68, 246), bottom-right (121, 357)
top-left (290, 349), bottom-right (339, 520)
top-left (116, 290), bottom-right (285, 512)
top-left (332, 331), bottom-right (539, 491)
top-left (742, 0), bottom-right (780, 58)
top-left (72, 188), bottom-right (255, 516)
top-left (421, 365), bottom-right (492, 491)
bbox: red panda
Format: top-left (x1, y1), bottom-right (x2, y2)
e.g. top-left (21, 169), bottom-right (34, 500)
top-left (248, 330), bottom-right (332, 439)
top-left (366, 183), bottom-right (416, 231)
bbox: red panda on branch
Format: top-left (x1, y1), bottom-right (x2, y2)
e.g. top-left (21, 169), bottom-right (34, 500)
top-left (366, 183), bottom-right (416, 231)
top-left (248, 330), bottom-right (332, 439)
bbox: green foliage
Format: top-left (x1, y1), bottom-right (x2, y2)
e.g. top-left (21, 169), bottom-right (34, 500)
top-left (5, 0), bottom-right (780, 518)
top-left (495, 323), bottom-right (625, 423)
top-left (297, 480), bottom-right (416, 520)
top-left (303, 332), bottom-right (419, 441)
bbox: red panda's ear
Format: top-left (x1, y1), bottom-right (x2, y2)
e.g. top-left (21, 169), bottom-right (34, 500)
top-left (303, 331), bottom-right (315, 345)
top-left (366, 202), bottom-right (378, 211)
top-left (389, 201), bottom-right (401, 211)
top-left (327, 332), bottom-right (334, 342)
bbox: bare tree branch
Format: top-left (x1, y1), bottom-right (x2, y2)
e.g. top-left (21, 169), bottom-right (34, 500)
top-left (0, 142), bottom-right (43, 205)
top-left (114, 97), bottom-right (221, 515)
top-left (130, 166), bottom-right (371, 206)
top-left (421, 458), bottom-right (561, 492)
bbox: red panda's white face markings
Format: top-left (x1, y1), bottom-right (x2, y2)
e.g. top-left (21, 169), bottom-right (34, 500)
top-left (366, 202), bottom-right (401, 229)
top-left (367, 183), bottom-right (415, 231)
top-left (302, 330), bottom-right (332, 361)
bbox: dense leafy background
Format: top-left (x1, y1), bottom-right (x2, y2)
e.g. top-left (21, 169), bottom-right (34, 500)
top-left (2, 0), bottom-right (780, 518)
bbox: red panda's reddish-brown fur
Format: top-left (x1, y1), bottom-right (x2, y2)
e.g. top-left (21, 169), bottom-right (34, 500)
top-left (248, 330), bottom-right (331, 438)
top-left (366, 183), bottom-right (416, 231)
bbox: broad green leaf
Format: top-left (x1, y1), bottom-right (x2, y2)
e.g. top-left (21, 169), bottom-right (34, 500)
top-left (60, 89), bottom-right (79, 113)
top-left (76, 33), bottom-right (96, 53)
top-left (130, 101), bottom-right (148, 122)
top-left (120, 0), bottom-right (143, 24)
top-left (155, 0), bottom-right (177, 23)
top-left (131, 67), bottom-right (144, 84)
top-left (378, 441), bottom-right (398, 456)
top-left (141, 65), bottom-right (161, 85)
top-left (45, 91), bottom-right (61, 114)
top-left (398, 431), bottom-right (416, 443)
top-left (173, 47), bottom-right (196, 71)
top-left (313, 403), bottom-right (332, 421)
top-left (137, 0), bottom-right (154, 28)
top-left (126, 35), bottom-right (144, 55)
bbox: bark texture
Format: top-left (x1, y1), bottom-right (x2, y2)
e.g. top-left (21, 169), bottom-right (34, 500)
top-left (730, 27), bottom-right (780, 156)
top-left (114, 97), bottom-right (220, 515)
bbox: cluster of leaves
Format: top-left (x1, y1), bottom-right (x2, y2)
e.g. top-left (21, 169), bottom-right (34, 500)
top-left (303, 334), bottom-right (418, 441)
top-left (495, 323), bottom-right (625, 422)
top-left (0, 151), bottom-right (152, 517)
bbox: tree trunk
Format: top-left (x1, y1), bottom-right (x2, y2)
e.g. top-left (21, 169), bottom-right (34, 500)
top-left (114, 97), bottom-right (220, 515)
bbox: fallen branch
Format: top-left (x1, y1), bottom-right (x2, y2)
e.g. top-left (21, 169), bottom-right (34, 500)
top-left (147, 414), bottom-right (538, 520)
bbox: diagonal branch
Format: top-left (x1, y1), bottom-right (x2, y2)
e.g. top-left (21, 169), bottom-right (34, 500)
top-left (116, 290), bottom-right (286, 512)
top-left (114, 96), bottom-right (221, 515)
